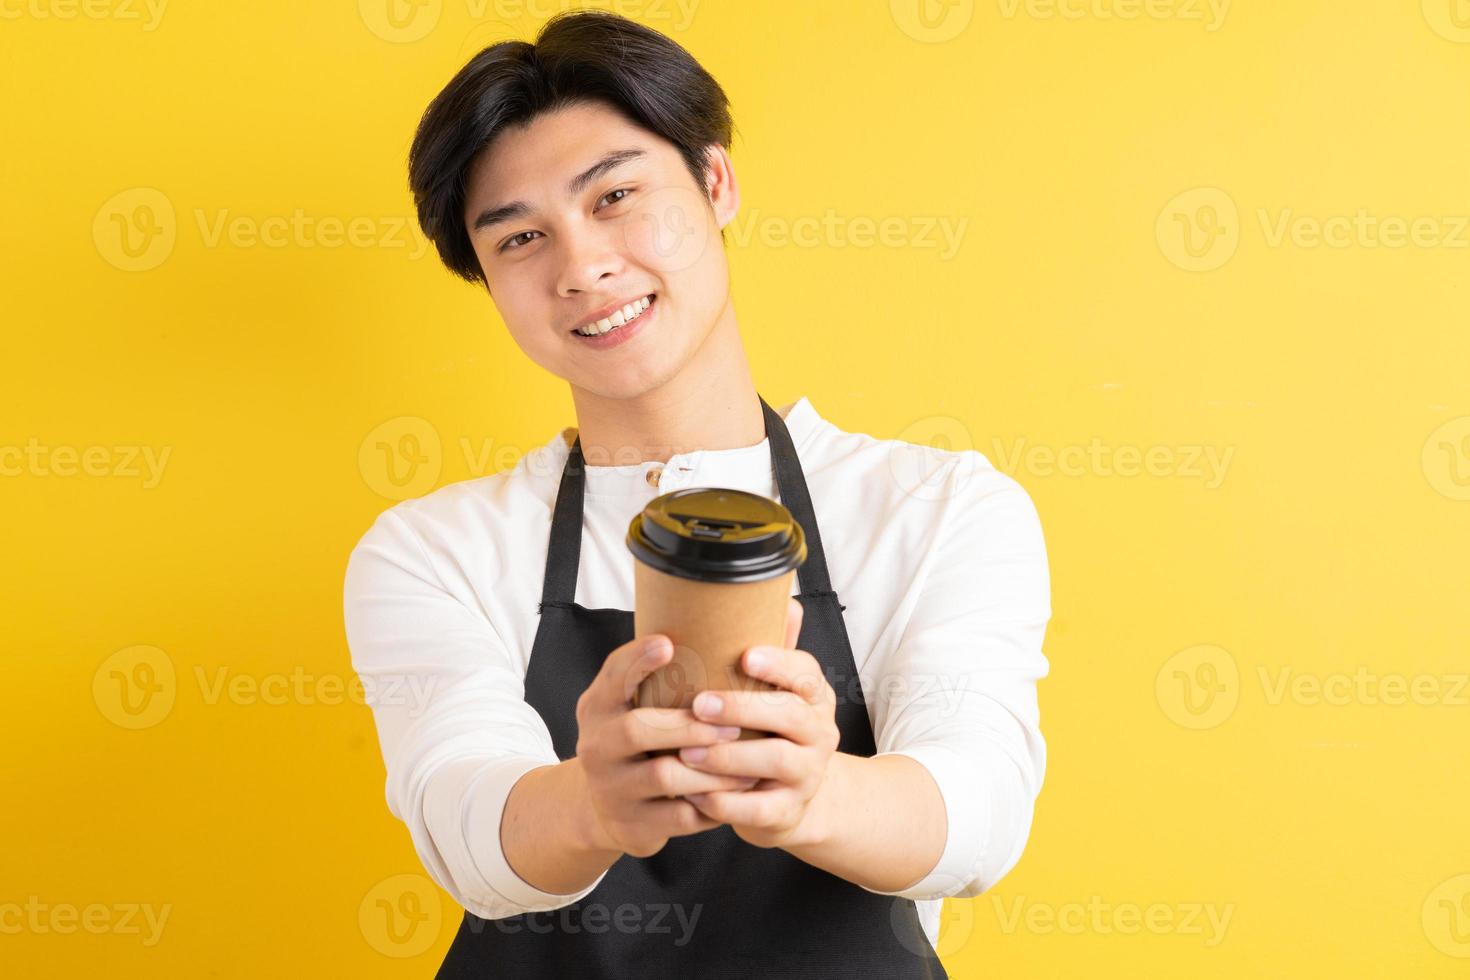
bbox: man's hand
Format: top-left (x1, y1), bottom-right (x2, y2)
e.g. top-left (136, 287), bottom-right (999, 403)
top-left (575, 633), bottom-right (757, 858)
top-left (677, 599), bottom-right (842, 848)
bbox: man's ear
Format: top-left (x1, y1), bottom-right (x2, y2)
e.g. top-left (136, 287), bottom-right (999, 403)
top-left (702, 143), bottom-right (740, 232)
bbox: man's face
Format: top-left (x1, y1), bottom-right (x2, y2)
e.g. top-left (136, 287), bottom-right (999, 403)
top-left (462, 100), bottom-right (736, 399)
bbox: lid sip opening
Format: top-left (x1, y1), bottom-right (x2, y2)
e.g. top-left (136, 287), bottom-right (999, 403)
top-left (626, 487), bottom-right (807, 584)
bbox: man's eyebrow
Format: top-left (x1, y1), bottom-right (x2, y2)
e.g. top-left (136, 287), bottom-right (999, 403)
top-left (470, 148), bottom-right (647, 235)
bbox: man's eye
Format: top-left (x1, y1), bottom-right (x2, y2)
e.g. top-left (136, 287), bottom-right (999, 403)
top-left (499, 231), bottom-right (540, 253)
top-left (497, 190), bottom-right (633, 252)
top-left (598, 187), bottom-right (633, 209)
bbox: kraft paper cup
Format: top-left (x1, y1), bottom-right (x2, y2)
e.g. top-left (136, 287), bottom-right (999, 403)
top-left (626, 487), bottom-right (807, 753)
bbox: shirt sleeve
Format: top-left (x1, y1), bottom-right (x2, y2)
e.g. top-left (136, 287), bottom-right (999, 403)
top-left (864, 456), bottom-right (1052, 901)
top-left (343, 506), bottom-right (610, 918)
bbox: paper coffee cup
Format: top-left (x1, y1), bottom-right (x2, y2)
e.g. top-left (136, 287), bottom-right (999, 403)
top-left (626, 487), bottom-right (807, 747)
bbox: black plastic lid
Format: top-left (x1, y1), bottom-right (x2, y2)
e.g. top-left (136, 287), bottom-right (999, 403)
top-left (626, 487), bottom-right (807, 583)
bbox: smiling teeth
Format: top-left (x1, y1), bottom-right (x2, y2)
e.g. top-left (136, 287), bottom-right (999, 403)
top-left (577, 295), bottom-right (651, 336)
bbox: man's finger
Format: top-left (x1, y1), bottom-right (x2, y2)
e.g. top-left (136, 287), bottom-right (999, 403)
top-left (677, 736), bottom-right (802, 784)
top-left (740, 645), bottom-right (832, 706)
top-left (586, 635), bottom-right (673, 715)
top-left (620, 710), bottom-right (743, 753)
top-left (685, 786), bottom-right (797, 827)
top-left (636, 798), bottom-right (724, 836)
top-left (633, 755), bottom-right (760, 798)
top-left (692, 688), bottom-right (819, 744)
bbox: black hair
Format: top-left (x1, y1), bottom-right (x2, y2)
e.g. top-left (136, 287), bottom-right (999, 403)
top-left (407, 10), bottom-right (736, 287)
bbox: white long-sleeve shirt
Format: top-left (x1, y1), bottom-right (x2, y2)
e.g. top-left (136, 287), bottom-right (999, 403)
top-left (342, 395), bottom-right (1051, 950)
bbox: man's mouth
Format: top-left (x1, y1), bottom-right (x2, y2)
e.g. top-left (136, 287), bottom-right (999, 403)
top-left (571, 293), bottom-right (655, 337)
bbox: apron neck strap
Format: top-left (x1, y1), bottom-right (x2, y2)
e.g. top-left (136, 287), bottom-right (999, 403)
top-left (540, 394), bottom-right (834, 608)
top-left (759, 394), bottom-right (834, 596)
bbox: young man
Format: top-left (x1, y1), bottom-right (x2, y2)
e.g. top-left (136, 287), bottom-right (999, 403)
top-left (344, 11), bottom-right (1050, 978)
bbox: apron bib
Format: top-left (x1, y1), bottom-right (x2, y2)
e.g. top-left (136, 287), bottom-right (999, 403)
top-left (436, 395), bottom-right (947, 979)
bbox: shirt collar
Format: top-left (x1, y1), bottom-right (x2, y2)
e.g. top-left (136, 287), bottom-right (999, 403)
top-left (532, 395), bottom-right (821, 498)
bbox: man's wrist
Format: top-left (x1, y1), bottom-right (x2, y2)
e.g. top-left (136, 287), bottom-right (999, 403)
top-left (784, 751), bottom-right (850, 850)
top-left (567, 757), bottom-right (623, 858)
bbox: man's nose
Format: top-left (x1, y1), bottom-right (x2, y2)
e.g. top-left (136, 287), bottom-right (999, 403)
top-left (556, 228), bottom-right (625, 296)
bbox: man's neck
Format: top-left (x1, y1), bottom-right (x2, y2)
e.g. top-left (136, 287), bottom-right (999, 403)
top-left (568, 299), bottom-right (774, 466)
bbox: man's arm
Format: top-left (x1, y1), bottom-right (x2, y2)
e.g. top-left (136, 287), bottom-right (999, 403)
top-left (498, 759), bottom-right (621, 895)
top-left (345, 507), bottom-right (754, 914)
top-left (680, 459), bottom-right (1052, 900)
top-left (344, 507), bottom-right (607, 918)
top-left (831, 464), bottom-right (1051, 899)
top-left (780, 751), bottom-right (948, 893)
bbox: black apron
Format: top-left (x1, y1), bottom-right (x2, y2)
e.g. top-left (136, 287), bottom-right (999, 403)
top-left (437, 394), bottom-right (947, 979)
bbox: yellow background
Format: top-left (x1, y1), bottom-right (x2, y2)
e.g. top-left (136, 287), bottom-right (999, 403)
top-left (3, 0), bottom-right (1468, 975)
